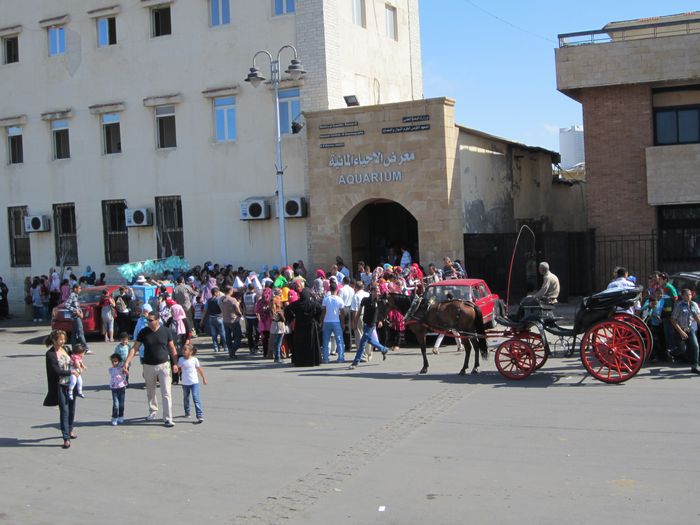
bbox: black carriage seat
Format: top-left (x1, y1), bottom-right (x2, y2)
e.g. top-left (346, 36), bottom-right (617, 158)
top-left (582, 286), bottom-right (642, 311)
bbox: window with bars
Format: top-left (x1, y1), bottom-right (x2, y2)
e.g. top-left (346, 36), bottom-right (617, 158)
top-left (53, 203), bottom-right (79, 266)
top-left (102, 200), bottom-right (129, 265)
top-left (658, 204), bottom-right (700, 261)
top-left (155, 195), bottom-right (184, 258)
top-left (7, 206), bottom-right (31, 267)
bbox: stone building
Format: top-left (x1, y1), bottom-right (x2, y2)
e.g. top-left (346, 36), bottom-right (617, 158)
top-left (556, 12), bottom-right (700, 280)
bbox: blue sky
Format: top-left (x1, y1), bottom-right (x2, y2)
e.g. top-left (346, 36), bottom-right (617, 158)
top-left (419, 0), bottom-right (699, 151)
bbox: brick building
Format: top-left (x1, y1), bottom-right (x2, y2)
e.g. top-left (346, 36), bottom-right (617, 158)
top-left (556, 12), bottom-right (700, 284)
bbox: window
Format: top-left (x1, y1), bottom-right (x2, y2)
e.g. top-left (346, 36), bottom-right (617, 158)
top-left (2, 35), bottom-right (19, 64)
top-left (655, 107), bottom-right (700, 145)
top-left (155, 196), bottom-right (184, 258)
top-left (102, 113), bottom-right (121, 154)
top-left (53, 203), bottom-right (79, 266)
top-left (155, 105), bottom-right (176, 148)
top-left (214, 96), bottom-right (236, 142)
top-left (102, 200), bottom-right (129, 264)
top-left (97, 17), bottom-right (117, 47)
top-left (48, 26), bottom-right (66, 56)
top-left (658, 205), bottom-right (700, 261)
top-left (8, 206), bottom-right (30, 267)
top-left (352, 0), bottom-right (366, 27)
top-left (278, 88), bottom-right (301, 135)
top-left (273, 0), bottom-right (295, 16)
top-left (385, 4), bottom-right (397, 40)
top-left (151, 6), bottom-right (172, 37)
top-left (210, 0), bottom-right (231, 26)
top-left (7, 126), bottom-right (23, 164)
top-left (51, 120), bottom-right (70, 159)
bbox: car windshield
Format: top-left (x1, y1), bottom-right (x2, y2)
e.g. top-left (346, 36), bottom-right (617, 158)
top-left (425, 285), bottom-right (473, 302)
top-left (78, 290), bottom-right (105, 303)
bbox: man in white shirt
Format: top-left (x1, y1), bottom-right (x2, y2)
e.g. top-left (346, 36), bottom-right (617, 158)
top-left (321, 281), bottom-right (346, 363)
top-left (339, 277), bottom-right (355, 350)
top-left (350, 281), bottom-right (372, 362)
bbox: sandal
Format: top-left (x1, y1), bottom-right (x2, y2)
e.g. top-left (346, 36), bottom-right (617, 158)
top-left (62, 440), bottom-right (71, 449)
top-left (69, 431), bottom-right (77, 439)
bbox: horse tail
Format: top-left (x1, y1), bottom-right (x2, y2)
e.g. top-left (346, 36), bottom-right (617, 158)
top-left (474, 306), bottom-right (488, 360)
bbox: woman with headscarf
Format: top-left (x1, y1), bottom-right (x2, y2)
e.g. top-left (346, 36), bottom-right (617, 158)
top-left (48, 270), bottom-right (61, 313)
top-left (256, 288), bottom-right (273, 358)
top-left (285, 287), bottom-right (322, 367)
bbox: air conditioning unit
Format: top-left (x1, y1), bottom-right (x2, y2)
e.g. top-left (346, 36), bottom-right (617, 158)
top-left (240, 199), bottom-right (270, 220)
top-left (276, 197), bottom-right (308, 218)
top-left (125, 208), bottom-right (153, 227)
top-left (24, 215), bottom-right (51, 233)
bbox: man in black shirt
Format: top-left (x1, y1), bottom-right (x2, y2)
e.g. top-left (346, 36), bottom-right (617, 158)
top-left (124, 312), bottom-right (179, 427)
top-left (349, 285), bottom-right (390, 369)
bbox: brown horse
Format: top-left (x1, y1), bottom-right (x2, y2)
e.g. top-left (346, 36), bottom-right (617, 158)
top-left (382, 293), bottom-right (488, 375)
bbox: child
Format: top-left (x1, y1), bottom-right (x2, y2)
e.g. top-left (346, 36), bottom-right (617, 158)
top-left (108, 353), bottom-right (128, 425)
top-left (114, 332), bottom-right (131, 381)
top-left (177, 343), bottom-right (207, 423)
top-left (67, 344), bottom-right (87, 400)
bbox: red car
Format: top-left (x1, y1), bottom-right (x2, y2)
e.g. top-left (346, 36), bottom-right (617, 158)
top-left (51, 285), bottom-right (122, 336)
top-left (424, 278), bottom-right (503, 328)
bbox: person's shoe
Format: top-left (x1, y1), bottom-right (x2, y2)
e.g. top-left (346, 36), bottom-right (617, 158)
top-left (117, 417), bottom-right (124, 424)
top-left (62, 440), bottom-right (71, 449)
top-left (348, 364), bottom-right (357, 370)
top-left (76, 392), bottom-right (85, 398)
top-left (321, 359), bottom-right (329, 364)
top-left (360, 356), bottom-right (368, 363)
top-left (85, 349), bottom-right (94, 355)
top-left (111, 418), bottom-right (118, 426)
top-left (69, 431), bottom-right (77, 439)
top-left (67, 393), bottom-right (74, 401)
top-left (330, 351), bottom-right (337, 356)
top-left (184, 412), bottom-right (191, 418)
top-left (691, 368), bottom-right (700, 375)
top-left (146, 412), bottom-right (158, 421)
top-left (164, 420), bottom-right (175, 428)
top-left (196, 417), bottom-right (204, 424)
top-left (382, 349), bottom-right (388, 361)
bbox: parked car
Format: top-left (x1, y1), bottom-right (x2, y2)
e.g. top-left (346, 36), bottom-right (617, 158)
top-left (670, 271), bottom-right (700, 300)
top-left (424, 278), bottom-right (503, 328)
top-left (51, 285), bottom-right (123, 336)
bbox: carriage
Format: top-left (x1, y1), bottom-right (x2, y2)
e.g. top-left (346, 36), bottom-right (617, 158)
top-left (492, 287), bottom-right (651, 383)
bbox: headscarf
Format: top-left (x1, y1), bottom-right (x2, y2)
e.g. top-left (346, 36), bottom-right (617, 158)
top-left (50, 272), bottom-right (60, 292)
top-left (170, 303), bottom-right (186, 335)
top-left (315, 269), bottom-right (326, 278)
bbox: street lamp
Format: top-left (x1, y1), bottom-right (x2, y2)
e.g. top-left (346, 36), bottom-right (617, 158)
top-left (245, 45), bottom-right (306, 268)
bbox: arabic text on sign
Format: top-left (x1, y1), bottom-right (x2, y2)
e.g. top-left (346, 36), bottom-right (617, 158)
top-left (328, 151), bottom-right (416, 170)
top-left (402, 114), bottom-right (430, 123)
top-left (381, 124), bottom-right (431, 134)
top-left (319, 121), bottom-right (359, 130)
top-left (319, 130), bottom-right (365, 139)
top-left (320, 142), bottom-right (345, 149)
top-left (338, 172), bottom-right (402, 185)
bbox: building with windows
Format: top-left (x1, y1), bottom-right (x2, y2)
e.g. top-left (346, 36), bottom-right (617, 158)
top-left (556, 12), bottom-right (700, 281)
top-left (0, 0), bottom-right (422, 302)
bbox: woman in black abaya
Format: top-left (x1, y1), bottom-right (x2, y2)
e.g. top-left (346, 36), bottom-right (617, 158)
top-left (285, 287), bottom-right (322, 366)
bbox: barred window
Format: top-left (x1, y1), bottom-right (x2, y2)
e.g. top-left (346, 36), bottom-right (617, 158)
top-left (7, 206), bottom-right (31, 266)
top-left (155, 195), bottom-right (184, 258)
top-left (102, 200), bottom-right (129, 264)
top-left (53, 202), bottom-right (78, 266)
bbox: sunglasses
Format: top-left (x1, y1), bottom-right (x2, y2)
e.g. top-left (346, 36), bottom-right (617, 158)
top-left (147, 318), bottom-right (158, 323)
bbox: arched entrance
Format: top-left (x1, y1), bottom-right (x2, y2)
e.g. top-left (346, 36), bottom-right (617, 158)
top-left (350, 200), bottom-right (419, 269)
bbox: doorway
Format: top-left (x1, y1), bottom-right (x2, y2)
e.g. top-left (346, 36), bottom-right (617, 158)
top-left (350, 200), bottom-right (419, 269)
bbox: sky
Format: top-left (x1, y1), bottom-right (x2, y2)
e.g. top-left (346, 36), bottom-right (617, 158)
top-left (419, 0), bottom-right (700, 152)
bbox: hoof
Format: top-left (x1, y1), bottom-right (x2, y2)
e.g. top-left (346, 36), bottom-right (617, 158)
top-left (471, 368), bottom-right (479, 375)
top-left (419, 368), bottom-right (428, 374)
top-left (458, 369), bottom-right (466, 376)
top-left (431, 349), bottom-right (439, 355)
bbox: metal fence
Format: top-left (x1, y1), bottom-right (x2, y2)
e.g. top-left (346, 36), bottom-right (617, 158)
top-left (593, 233), bottom-right (658, 291)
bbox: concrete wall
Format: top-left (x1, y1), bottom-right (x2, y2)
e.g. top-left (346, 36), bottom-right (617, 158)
top-left (556, 32), bottom-right (700, 96)
top-left (647, 143), bottom-right (700, 205)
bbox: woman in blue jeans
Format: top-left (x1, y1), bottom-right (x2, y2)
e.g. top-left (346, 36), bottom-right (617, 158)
top-left (43, 330), bottom-right (79, 449)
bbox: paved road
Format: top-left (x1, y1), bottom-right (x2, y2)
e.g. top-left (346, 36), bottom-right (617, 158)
top-left (1, 318), bottom-right (698, 525)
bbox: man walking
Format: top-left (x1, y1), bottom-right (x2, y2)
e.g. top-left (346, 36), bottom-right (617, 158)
top-left (220, 285), bottom-right (243, 359)
top-left (65, 284), bottom-right (91, 354)
top-left (173, 276), bottom-right (197, 327)
top-left (321, 281), bottom-right (346, 363)
top-left (123, 312), bottom-right (179, 427)
top-left (243, 283), bottom-right (259, 354)
top-left (349, 285), bottom-right (390, 369)
top-left (670, 288), bottom-right (700, 375)
top-left (201, 287), bottom-right (226, 353)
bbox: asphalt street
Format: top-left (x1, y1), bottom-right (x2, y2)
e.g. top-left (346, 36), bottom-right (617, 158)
top-left (1, 313), bottom-right (698, 525)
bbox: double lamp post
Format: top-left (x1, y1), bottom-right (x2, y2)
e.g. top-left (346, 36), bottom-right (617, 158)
top-left (245, 45), bottom-right (306, 268)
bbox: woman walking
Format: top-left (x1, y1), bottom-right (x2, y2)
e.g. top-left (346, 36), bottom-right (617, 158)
top-left (43, 330), bottom-right (79, 449)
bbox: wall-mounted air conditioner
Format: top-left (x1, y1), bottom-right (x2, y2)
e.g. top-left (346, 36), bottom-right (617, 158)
top-left (125, 208), bottom-right (153, 227)
top-left (240, 199), bottom-right (270, 220)
top-left (276, 196), bottom-right (308, 218)
top-left (24, 215), bottom-right (51, 232)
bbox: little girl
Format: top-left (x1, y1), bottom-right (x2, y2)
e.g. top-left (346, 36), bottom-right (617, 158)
top-left (114, 332), bottom-right (131, 381)
top-left (67, 344), bottom-right (87, 400)
top-left (177, 343), bottom-right (207, 423)
top-left (108, 353), bottom-right (128, 425)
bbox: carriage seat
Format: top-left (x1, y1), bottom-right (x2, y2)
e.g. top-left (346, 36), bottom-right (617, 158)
top-left (583, 286), bottom-right (641, 311)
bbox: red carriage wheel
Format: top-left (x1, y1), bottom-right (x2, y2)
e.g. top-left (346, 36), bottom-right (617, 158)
top-left (495, 339), bottom-right (536, 380)
top-left (580, 320), bottom-right (644, 384)
top-left (514, 332), bottom-right (547, 370)
top-left (612, 313), bottom-right (653, 361)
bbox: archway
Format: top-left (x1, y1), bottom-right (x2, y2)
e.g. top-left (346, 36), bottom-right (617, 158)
top-left (350, 200), bottom-right (419, 269)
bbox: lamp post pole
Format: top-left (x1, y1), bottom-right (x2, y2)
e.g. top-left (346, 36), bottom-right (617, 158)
top-left (245, 46), bottom-right (306, 268)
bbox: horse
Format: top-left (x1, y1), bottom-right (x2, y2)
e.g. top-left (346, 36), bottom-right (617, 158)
top-left (381, 292), bottom-right (488, 375)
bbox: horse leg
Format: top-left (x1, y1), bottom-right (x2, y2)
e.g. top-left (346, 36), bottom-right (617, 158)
top-left (470, 338), bottom-right (480, 374)
top-left (419, 333), bottom-right (429, 374)
top-left (459, 338), bottom-right (470, 375)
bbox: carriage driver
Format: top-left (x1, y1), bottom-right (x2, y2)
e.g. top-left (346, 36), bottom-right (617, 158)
top-left (533, 262), bottom-right (560, 305)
